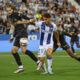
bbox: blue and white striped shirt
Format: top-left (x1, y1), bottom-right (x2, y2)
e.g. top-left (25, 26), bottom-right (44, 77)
top-left (35, 21), bottom-right (57, 45)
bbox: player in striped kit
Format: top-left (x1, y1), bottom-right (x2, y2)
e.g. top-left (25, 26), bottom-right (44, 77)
top-left (35, 13), bottom-right (61, 74)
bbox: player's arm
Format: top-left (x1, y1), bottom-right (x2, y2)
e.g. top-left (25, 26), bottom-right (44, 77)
top-left (53, 23), bottom-right (61, 47)
top-left (22, 15), bottom-right (30, 20)
top-left (9, 35), bottom-right (14, 43)
top-left (9, 28), bottom-right (15, 43)
top-left (63, 31), bottom-right (72, 37)
top-left (16, 19), bottom-right (40, 25)
top-left (54, 31), bottom-right (61, 47)
top-left (16, 20), bottom-right (31, 24)
top-left (35, 28), bottom-right (39, 33)
top-left (63, 29), bottom-right (72, 37)
top-left (69, 32), bottom-right (74, 35)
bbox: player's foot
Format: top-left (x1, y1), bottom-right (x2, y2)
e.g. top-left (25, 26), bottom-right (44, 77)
top-left (13, 68), bottom-right (24, 74)
top-left (48, 68), bottom-right (54, 74)
top-left (41, 70), bottom-right (48, 74)
top-left (37, 61), bottom-right (43, 70)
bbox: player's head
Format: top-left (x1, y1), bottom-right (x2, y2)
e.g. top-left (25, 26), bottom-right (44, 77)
top-left (43, 13), bottom-right (51, 25)
top-left (6, 7), bottom-right (13, 15)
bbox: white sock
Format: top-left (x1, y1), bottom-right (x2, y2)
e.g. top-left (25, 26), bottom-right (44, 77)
top-left (37, 61), bottom-right (43, 70)
top-left (37, 60), bottom-right (40, 64)
top-left (42, 63), bottom-right (47, 72)
top-left (47, 57), bottom-right (52, 70)
top-left (19, 65), bottom-right (23, 69)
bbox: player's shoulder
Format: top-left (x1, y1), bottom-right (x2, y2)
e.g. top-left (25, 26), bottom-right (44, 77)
top-left (36, 21), bottom-right (44, 25)
top-left (51, 22), bottom-right (56, 26)
top-left (39, 21), bottom-right (44, 24)
top-left (51, 22), bottom-right (57, 31)
top-left (51, 22), bottom-right (57, 28)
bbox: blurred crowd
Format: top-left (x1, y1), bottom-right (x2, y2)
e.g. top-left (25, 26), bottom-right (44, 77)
top-left (75, 0), bottom-right (80, 5)
top-left (0, 0), bottom-right (80, 34)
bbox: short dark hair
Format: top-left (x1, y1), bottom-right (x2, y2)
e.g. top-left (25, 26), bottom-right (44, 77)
top-left (43, 13), bottom-right (51, 18)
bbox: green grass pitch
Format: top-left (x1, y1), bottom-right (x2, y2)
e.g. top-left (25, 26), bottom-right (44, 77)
top-left (0, 50), bottom-right (80, 80)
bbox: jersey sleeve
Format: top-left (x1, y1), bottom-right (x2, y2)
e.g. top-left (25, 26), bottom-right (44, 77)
top-left (22, 15), bottom-right (30, 20)
top-left (53, 23), bottom-right (57, 32)
top-left (35, 21), bottom-right (43, 28)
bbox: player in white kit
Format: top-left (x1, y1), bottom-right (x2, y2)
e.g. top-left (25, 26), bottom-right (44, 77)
top-left (35, 13), bottom-right (61, 74)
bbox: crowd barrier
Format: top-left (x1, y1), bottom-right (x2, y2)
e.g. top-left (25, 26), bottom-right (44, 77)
top-left (0, 33), bottom-right (80, 52)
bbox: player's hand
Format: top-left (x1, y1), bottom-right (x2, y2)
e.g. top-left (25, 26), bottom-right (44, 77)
top-left (57, 42), bottom-right (61, 47)
top-left (16, 21), bottom-right (22, 24)
top-left (69, 32), bottom-right (73, 36)
top-left (29, 19), bottom-right (37, 23)
top-left (9, 37), bottom-right (14, 43)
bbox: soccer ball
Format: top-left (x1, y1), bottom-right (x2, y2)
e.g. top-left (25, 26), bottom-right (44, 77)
top-left (20, 38), bottom-right (28, 46)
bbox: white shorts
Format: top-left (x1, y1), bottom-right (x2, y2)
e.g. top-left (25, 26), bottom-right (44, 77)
top-left (38, 43), bottom-right (53, 57)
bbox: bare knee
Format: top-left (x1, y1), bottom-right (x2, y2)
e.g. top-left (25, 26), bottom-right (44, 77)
top-left (39, 57), bottom-right (44, 62)
top-left (47, 48), bottom-right (53, 58)
top-left (47, 53), bottom-right (52, 58)
top-left (11, 48), bottom-right (17, 54)
top-left (11, 46), bottom-right (19, 54)
top-left (21, 46), bottom-right (27, 53)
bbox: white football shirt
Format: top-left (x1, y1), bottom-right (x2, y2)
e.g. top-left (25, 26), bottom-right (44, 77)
top-left (35, 21), bottom-right (57, 45)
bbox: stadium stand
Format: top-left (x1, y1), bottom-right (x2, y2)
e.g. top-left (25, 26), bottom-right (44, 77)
top-left (0, 0), bottom-right (80, 35)
top-left (75, 0), bottom-right (80, 5)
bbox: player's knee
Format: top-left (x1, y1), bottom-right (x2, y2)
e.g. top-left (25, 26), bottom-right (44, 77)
top-left (11, 48), bottom-right (17, 54)
top-left (39, 57), bottom-right (44, 62)
top-left (47, 53), bottom-right (52, 58)
top-left (21, 46), bottom-right (27, 53)
top-left (47, 51), bottom-right (52, 58)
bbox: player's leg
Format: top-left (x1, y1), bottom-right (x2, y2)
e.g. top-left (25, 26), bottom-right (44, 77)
top-left (61, 42), bottom-right (80, 61)
top-left (11, 46), bottom-right (24, 73)
top-left (76, 40), bottom-right (80, 48)
top-left (20, 37), bottom-right (39, 64)
top-left (76, 42), bottom-right (80, 48)
top-left (12, 37), bottom-right (24, 74)
top-left (46, 48), bottom-right (53, 74)
top-left (21, 46), bottom-right (39, 64)
top-left (12, 46), bottom-right (21, 66)
top-left (71, 41), bottom-right (75, 53)
top-left (37, 48), bottom-right (47, 74)
top-left (41, 62), bottom-right (48, 74)
top-left (37, 58), bottom-right (47, 74)
top-left (37, 57), bottom-right (44, 70)
top-left (75, 36), bottom-right (80, 48)
top-left (66, 48), bottom-right (80, 61)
